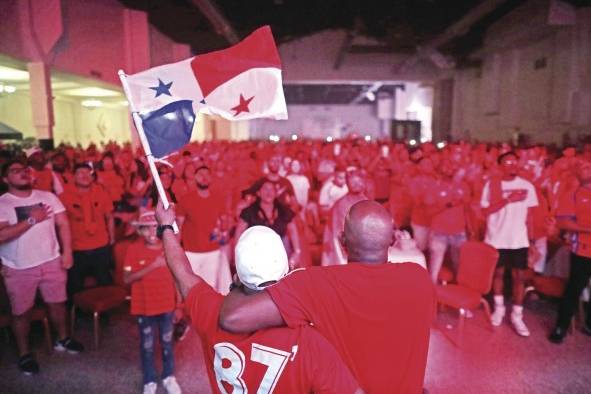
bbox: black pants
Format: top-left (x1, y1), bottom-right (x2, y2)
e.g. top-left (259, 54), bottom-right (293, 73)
top-left (67, 245), bottom-right (113, 299)
top-left (556, 253), bottom-right (591, 330)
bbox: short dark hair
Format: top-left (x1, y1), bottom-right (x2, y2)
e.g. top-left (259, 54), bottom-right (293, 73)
top-left (1, 159), bottom-right (26, 177)
top-left (497, 151), bottom-right (519, 165)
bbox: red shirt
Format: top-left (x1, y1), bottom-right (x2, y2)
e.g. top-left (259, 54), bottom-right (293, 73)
top-left (32, 168), bottom-right (54, 192)
top-left (267, 263), bottom-right (435, 394)
top-left (409, 175), bottom-right (436, 226)
top-left (186, 282), bottom-right (359, 394)
top-left (97, 170), bottom-right (125, 202)
top-left (60, 185), bottom-right (113, 251)
top-left (563, 186), bottom-right (591, 258)
top-left (124, 241), bottom-right (176, 316)
top-left (429, 181), bottom-right (470, 235)
top-left (177, 190), bottom-right (225, 253)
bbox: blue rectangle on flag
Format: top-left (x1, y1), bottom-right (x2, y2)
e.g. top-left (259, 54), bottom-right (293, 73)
top-left (139, 100), bottom-right (195, 158)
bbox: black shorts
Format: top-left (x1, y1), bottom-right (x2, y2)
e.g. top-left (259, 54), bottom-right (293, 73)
top-left (496, 248), bottom-right (528, 270)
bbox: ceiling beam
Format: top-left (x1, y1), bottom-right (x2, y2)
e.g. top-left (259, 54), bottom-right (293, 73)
top-left (394, 0), bottom-right (508, 73)
top-left (333, 31), bottom-right (356, 70)
top-left (191, 0), bottom-right (240, 44)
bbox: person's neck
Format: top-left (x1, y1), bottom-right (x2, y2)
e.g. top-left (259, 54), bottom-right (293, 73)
top-left (8, 187), bottom-right (32, 198)
top-left (76, 184), bottom-right (91, 193)
top-left (502, 174), bottom-right (517, 181)
top-left (260, 201), bottom-right (274, 211)
top-left (347, 250), bottom-right (388, 264)
top-left (267, 173), bottom-right (280, 181)
top-left (144, 242), bottom-right (162, 250)
top-left (196, 187), bottom-right (210, 197)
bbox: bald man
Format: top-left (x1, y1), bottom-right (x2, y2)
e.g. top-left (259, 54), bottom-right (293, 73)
top-left (220, 201), bottom-right (435, 393)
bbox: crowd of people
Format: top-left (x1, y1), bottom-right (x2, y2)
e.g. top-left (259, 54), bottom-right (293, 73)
top-left (1, 135), bottom-right (591, 393)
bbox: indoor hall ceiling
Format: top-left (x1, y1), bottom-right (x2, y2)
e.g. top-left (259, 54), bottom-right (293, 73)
top-left (119, 0), bottom-right (589, 68)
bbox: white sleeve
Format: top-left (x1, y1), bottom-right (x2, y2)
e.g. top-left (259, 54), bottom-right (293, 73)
top-left (318, 182), bottom-right (331, 206)
top-left (45, 192), bottom-right (66, 214)
top-left (480, 181), bottom-right (491, 208)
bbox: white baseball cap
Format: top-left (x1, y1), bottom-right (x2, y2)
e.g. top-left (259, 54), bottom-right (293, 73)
top-left (235, 226), bottom-right (288, 291)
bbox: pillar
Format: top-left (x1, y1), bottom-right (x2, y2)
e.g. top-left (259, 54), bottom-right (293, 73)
top-left (27, 62), bottom-right (54, 149)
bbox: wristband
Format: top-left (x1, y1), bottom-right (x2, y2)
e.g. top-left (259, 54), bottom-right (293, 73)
top-left (156, 224), bottom-right (174, 239)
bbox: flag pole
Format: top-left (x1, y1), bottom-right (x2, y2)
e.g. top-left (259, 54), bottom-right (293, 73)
top-left (118, 69), bottom-right (179, 234)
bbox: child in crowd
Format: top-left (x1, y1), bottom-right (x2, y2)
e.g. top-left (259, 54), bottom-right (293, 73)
top-left (123, 210), bottom-right (182, 394)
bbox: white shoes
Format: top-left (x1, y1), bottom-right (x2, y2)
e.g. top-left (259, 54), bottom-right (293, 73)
top-left (510, 312), bottom-right (530, 337)
top-left (163, 376), bottom-right (182, 394)
top-left (490, 306), bottom-right (505, 326)
top-left (143, 382), bottom-right (157, 394)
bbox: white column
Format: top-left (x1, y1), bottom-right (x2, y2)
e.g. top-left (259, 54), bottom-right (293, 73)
top-left (27, 62), bottom-right (54, 149)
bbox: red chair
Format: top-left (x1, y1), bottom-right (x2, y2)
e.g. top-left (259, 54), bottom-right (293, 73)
top-left (70, 238), bottom-right (133, 349)
top-left (70, 286), bottom-right (127, 349)
top-left (438, 265), bottom-right (454, 285)
top-left (436, 241), bottom-right (499, 346)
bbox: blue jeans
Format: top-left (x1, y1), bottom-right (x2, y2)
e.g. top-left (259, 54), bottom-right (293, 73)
top-left (137, 312), bottom-right (175, 384)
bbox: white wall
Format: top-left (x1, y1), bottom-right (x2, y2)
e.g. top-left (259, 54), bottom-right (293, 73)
top-left (279, 30), bottom-right (438, 83)
top-left (248, 104), bottom-right (382, 140)
top-left (451, 0), bottom-right (591, 143)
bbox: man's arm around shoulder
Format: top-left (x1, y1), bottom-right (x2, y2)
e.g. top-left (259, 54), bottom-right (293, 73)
top-left (219, 287), bottom-right (285, 333)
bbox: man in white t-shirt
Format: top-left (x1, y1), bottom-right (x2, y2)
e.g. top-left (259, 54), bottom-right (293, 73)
top-left (0, 159), bottom-right (83, 375)
top-left (318, 166), bottom-right (348, 216)
top-left (286, 160), bottom-right (310, 209)
top-left (480, 152), bottom-right (538, 337)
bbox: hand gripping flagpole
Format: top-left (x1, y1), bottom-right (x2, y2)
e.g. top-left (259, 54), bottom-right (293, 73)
top-left (118, 69), bottom-right (179, 234)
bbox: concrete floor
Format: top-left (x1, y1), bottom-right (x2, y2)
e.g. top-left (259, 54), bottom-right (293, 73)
top-left (1, 299), bottom-right (590, 394)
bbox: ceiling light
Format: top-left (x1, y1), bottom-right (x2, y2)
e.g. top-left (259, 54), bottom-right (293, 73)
top-left (3, 85), bottom-right (16, 93)
top-left (81, 99), bottom-right (103, 108)
top-left (64, 87), bottom-right (121, 97)
top-left (366, 91), bottom-right (376, 101)
top-left (409, 139), bottom-right (417, 146)
top-left (364, 135), bottom-right (371, 142)
top-left (437, 142), bottom-right (446, 149)
top-left (0, 66), bottom-right (29, 81)
top-left (420, 137), bottom-right (428, 143)
top-left (326, 136), bottom-right (333, 142)
top-left (291, 134), bottom-right (298, 141)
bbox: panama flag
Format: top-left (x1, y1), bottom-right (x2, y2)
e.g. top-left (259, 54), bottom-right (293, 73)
top-left (122, 26), bottom-right (287, 158)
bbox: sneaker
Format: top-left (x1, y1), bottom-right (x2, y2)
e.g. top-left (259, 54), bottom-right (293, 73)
top-left (18, 354), bottom-right (39, 375)
top-left (548, 327), bottom-right (567, 344)
top-left (54, 337), bottom-right (85, 354)
top-left (143, 382), bottom-right (157, 394)
top-left (510, 313), bottom-right (530, 337)
top-left (163, 376), bottom-right (182, 394)
top-left (174, 320), bottom-right (190, 342)
top-left (490, 306), bottom-right (505, 326)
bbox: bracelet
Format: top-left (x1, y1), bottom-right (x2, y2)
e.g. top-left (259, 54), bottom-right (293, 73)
top-left (156, 224), bottom-right (174, 239)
